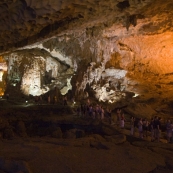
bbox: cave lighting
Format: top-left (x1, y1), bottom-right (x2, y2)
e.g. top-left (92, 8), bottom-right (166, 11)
top-left (0, 70), bottom-right (3, 81)
top-left (0, 88), bottom-right (4, 96)
top-left (133, 93), bottom-right (139, 97)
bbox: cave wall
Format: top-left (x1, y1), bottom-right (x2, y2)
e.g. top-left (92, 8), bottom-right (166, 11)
top-left (2, 21), bottom-right (173, 103)
top-left (0, 0), bottom-right (173, 104)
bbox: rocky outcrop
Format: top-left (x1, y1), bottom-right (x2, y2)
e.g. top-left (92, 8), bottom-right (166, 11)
top-left (0, 0), bottom-right (173, 110)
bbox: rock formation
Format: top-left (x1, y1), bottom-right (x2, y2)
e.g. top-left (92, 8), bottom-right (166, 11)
top-left (0, 0), bottom-right (172, 108)
top-left (0, 1), bottom-right (173, 172)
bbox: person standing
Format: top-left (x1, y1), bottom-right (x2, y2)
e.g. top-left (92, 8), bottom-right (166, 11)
top-left (116, 108), bottom-right (121, 125)
top-left (120, 113), bottom-right (125, 128)
top-left (48, 95), bottom-right (51, 104)
top-left (150, 118), bottom-right (155, 142)
top-left (155, 117), bottom-right (161, 142)
top-left (92, 106), bottom-right (96, 119)
top-left (101, 106), bottom-right (105, 120)
top-left (95, 104), bottom-right (100, 119)
top-left (6, 93), bottom-right (9, 100)
top-left (130, 116), bottom-right (135, 136)
top-left (138, 118), bottom-right (143, 138)
top-left (107, 108), bottom-right (112, 124)
top-left (63, 96), bottom-right (67, 106)
top-left (143, 118), bottom-right (149, 137)
top-left (166, 119), bottom-right (172, 143)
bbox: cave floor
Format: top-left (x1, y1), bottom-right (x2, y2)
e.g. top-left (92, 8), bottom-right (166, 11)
top-left (0, 98), bottom-right (173, 173)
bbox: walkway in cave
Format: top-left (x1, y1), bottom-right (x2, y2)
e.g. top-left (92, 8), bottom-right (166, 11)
top-left (0, 97), bottom-right (169, 144)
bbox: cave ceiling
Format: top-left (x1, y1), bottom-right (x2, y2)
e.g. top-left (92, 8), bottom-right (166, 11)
top-left (0, 0), bottom-right (173, 105)
top-left (1, 0), bottom-right (171, 51)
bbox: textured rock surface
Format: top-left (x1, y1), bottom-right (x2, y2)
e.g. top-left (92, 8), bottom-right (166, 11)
top-left (0, 0), bottom-right (154, 51)
top-left (1, 1), bottom-right (173, 172)
top-left (0, 0), bottom-right (173, 107)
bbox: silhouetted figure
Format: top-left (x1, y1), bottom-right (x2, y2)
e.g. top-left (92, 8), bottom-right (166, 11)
top-left (143, 118), bottom-right (149, 137)
top-left (130, 116), bottom-right (135, 136)
top-left (54, 96), bottom-right (57, 104)
top-left (48, 95), bottom-right (51, 104)
top-left (116, 108), bottom-right (121, 125)
top-left (138, 118), bottom-right (143, 138)
top-left (166, 119), bottom-right (173, 143)
top-left (63, 96), bottom-right (67, 106)
top-left (150, 118), bottom-right (155, 142)
top-left (120, 113), bottom-right (125, 128)
top-left (6, 93), bottom-right (9, 100)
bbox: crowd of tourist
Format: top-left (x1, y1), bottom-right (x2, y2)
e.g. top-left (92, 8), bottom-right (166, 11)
top-left (33, 95), bottom-right (173, 144)
top-left (76, 99), bottom-right (112, 122)
top-left (4, 92), bottom-right (173, 144)
top-left (76, 100), bottom-right (173, 144)
top-left (129, 114), bottom-right (173, 143)
top-left (129, 115), bottom-right (161, 141)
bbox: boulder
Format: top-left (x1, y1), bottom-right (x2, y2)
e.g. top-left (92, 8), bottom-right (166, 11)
top-left (105, 134), bottom-right (126, 144)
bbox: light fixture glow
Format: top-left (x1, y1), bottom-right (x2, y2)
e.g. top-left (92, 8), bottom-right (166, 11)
top-left (0, 71), bottom-right (4, 81)
top-left (133, 93), bottom-right (139, 97)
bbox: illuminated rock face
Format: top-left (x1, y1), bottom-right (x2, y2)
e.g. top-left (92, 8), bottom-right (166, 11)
top-left (0, 0), bottom-right (173, 104)
top-left (3, 29), bottom-right (171, 103)
top-left (5, 50), bottom-right (72, 96)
